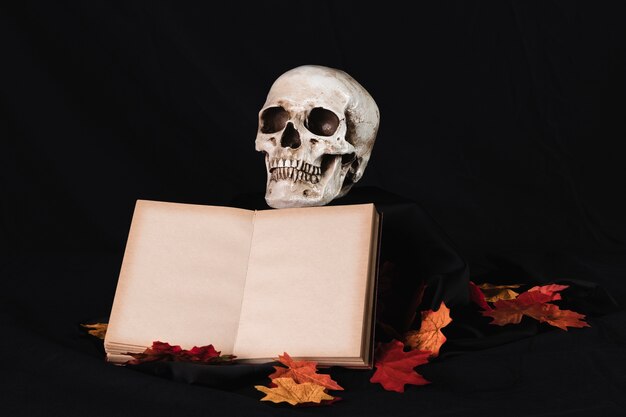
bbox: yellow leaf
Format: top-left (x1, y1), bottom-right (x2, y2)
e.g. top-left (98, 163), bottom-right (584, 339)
top-left (269, 352), bottom-right (344, 390)
top-left (81, 323), bottom-right (108, 339)
top-left (255, 377), bottom-right (334, 406)
top-left (404, 302), bottom-right (451, 357)
top-left (477, 283), bottom-right (521, 302)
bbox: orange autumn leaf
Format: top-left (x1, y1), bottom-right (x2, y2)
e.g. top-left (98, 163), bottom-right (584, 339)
top-left (268, 352), bottom-right (343, 391)
top-left (255, 377), bottom-right (335, 406)
top-left (483, 298), bottom-right (537, 325)
top-left (476, 283), bottom-right (521, 302)
top-left (81, 323), bottom-right (108, 339)
top-left (370, 340), bottom-right (430, 393)
top-left (525, 303), bottom-right (590, 331)
top-left (403, 302), bottom-right (451, 357)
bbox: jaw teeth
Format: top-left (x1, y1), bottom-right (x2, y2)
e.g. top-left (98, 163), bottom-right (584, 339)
top-left (269, 158), bottom-right (321, 183)
top-left (270, 167), bottom-right (321, 183)
top-left (269, 158), bottom-right (320, 174)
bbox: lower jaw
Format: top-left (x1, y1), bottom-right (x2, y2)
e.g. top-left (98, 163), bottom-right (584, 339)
top-left (264, 176), bottom-right (330, 208)
top-left (265, 189), bottom-right (331, 208)
top-left (264, 182), bottom-right (346, 209)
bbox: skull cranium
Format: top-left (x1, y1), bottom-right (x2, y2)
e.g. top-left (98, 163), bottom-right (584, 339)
top-left (255, 65), bottom-right (379, 208)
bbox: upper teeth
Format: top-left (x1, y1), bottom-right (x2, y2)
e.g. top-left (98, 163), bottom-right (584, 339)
top-left (269, 159), bottom-right (320, 175)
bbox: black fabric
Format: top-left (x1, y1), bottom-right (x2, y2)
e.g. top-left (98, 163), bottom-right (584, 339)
top-left (3, 1), bottom-right (626, 416)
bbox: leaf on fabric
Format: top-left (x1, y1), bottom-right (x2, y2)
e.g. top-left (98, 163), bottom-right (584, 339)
top-left (526, 303), bottom-right (590, 331)
top-left (483, 285), bottom-right (590, 330)
top-left (268, 352), bottom-right (343, 391)
top-left (468, 281), bottom-right (492, 311)
top-left (370, 340), bottom-right (430, 392)
top-left (255, 377), bottom-right (335, 406)
top-left (80, 323), bottom-right (108, 339)
top-left (403, 302), bottom-right (452, 357)
top-left (476, 283), bottom-right (521, 302)
top-left (527, 284), bottom-right (569, 301)
top-left (482, 298), bottom-right (533, 325)
top-left (125, 341), bottom-right (235, 365)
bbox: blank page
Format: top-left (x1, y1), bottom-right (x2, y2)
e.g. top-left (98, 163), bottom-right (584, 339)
top-left (233, 204), bottom-right (376, 360)
top-left (105, 200), bottom-right (254, 353)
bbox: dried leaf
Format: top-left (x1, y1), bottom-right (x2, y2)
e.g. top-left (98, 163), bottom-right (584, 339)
top-left (404, 302), bottom-right (451, 357)
top-left (477, 283), bottom-right (521, 302)
top-left (527, 284), bottom-right (569, 301)
top-left (526, 303), bottom-right (590, 331)
top-left (126, 341), bottom-right (235, 365)
top-left (256, 377), bottom-right (335, 406)
top-left (370, 340), bottom-right (430, 392)
top-left (483, 285), bottom-right (590, 330)
top-left (468, 281), bottom-right (492, 311)
top-left (482, 298), bottom-right (529, 325)
top-left (269, 352), bottom-right (343, 391)
top-left (515, 288), bottom-right (557, 305)
top-left (81, 323), bottom-right (108, 339)
top-left (483, 288), bottom-right (559, 325)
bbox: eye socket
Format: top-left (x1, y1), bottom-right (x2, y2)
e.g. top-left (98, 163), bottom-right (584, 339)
top-left (260, 106), bottom-right (289, 133)
top-left (305, 107), bottom-right (340, 136)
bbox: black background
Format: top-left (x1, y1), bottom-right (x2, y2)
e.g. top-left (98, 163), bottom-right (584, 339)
top-left (2, 1), bottom-right (626, 416)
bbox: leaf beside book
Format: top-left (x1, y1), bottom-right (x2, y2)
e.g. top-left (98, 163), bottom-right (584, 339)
top-left (256, 352), bottom-right (343, 406)
top-left (124, 341), bottom-right (235, 365)
top-left (256, 378), bottom-right (336, 406)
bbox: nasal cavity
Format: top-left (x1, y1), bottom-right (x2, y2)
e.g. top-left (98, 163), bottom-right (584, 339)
top-left (280, 122), bottom-right (301, 149)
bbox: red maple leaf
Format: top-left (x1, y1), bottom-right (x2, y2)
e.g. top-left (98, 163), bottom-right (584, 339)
top-left (517, 289), bottom-right (554, 304)
top-left (370, 340), bottom-right (430, 393)
top-left (183, 344), bottom-right (220, 362)
top-left (126, 341), bottom-right (235, 365)
top-left (468, 281), bottom-right (492, 311)
top-left (151, 341), bottom-right (183, 354)
top-left (527, 284), bottom-right (568, 301)
top-left (268, 353), bottom-right (343, 391)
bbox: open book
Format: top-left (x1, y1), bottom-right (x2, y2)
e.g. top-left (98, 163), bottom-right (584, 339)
top-left (105, 200), bottom-right (380, 368)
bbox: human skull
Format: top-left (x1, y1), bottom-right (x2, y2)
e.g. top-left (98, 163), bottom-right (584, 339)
top-left (255, 65), bottom-right (379, 208)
